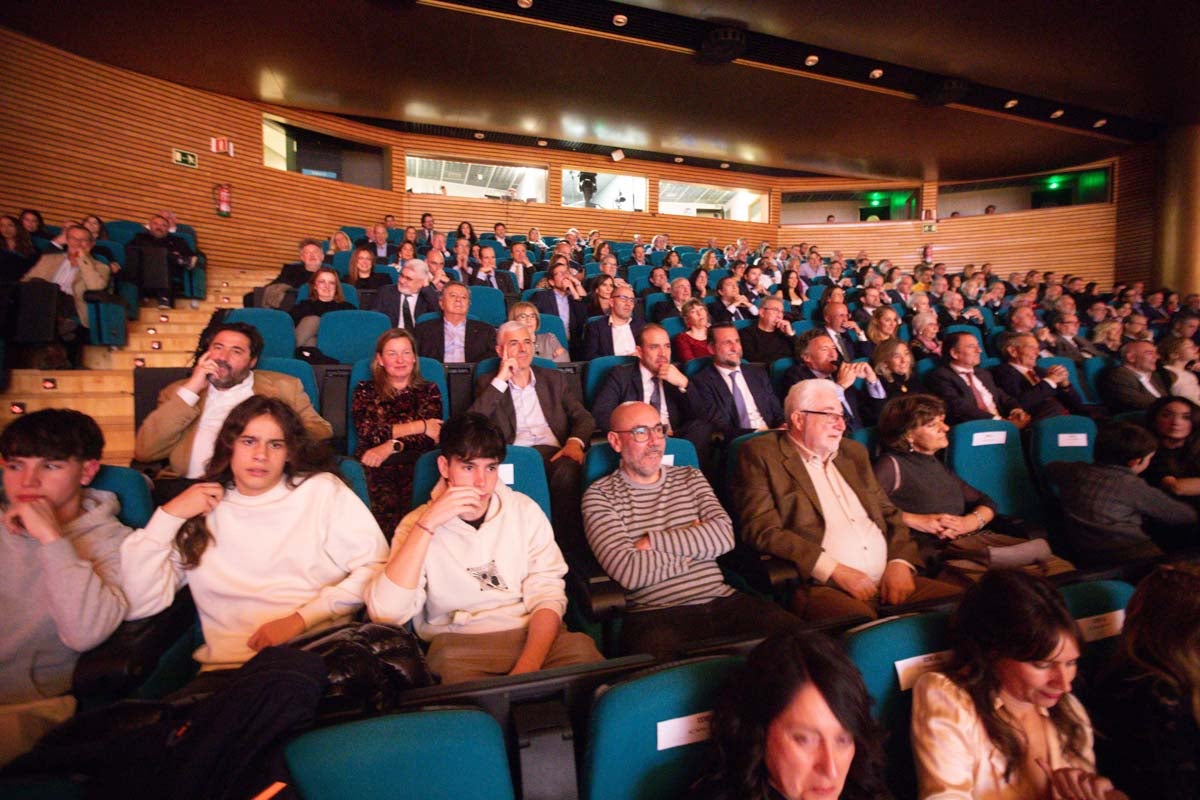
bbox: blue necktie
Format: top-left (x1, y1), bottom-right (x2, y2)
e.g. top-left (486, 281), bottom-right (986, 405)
top-left (649, 377), bottom-right (662, 413)
top-left (729, 370), bottom-right (752, 429)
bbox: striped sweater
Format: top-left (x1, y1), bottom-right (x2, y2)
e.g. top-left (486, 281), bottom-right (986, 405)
top-left (582, 465), bottom-right (735, 610)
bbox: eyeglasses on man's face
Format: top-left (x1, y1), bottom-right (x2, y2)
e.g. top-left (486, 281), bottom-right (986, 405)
top-left (801, 408), bottom-right (847, 424)
top-left (613, 423), bottom-right (667, 442)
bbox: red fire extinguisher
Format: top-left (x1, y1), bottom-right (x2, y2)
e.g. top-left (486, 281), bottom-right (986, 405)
top-left (213, 184), bottom-right (232, 217)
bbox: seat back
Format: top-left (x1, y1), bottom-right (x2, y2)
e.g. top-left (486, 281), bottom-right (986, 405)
top-left (769, 357), bottom-right (796, 396)
top-left (582, 656), bottom-right (742, 800)
top-left (225, 308), bottom-right (296, 360)
top-left (468, 284), bottom-right (507, 326)
top-left (945, 419), bottom-right (1043, 522)
top-left (582, 439), bottom-right (700, 493)
top-left (345, 356), bottom-right (449, 455)
top-left (843, 612), bottom-right (953, 798)
top-left (473, 356), bottom-right (559, 386)
top-left (643, 292), bottom-right (668, 319)
top-left (659, 316), bottom-right (685, 340)
top-left (1036, 356), bottom-right (1087, 400)
top-left (584, 355), bottom-right (637, 407)
top-left (285, 709), bottom-right (514, 800)
top-left (537, 313), bottom-right (568, 350)
top-left (412, 446), bottom-right (551, 518)
top-left (1028, 415), bottom-right (1097, 483)
top-left (316, 310), bottom-right (392, 364)
top-left (257, 357), bottom-right (319, 408)
top-left (849, 425), bottom-right (879, 457)
top-left (91, 465), bottom-right (155, 527)
top-left (1058, 579), bottom-right (1136, 688)
top-left (944, 324), bottom-right (984, 348)
top-left (1080, 356), bottom-right (1115, 404)
top-left (331, 250), bottom-right (353, 276)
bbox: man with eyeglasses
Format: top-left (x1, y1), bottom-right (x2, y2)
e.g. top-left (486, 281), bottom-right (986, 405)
top-left (470, 322), bottom-right (595, 553)
top-left (372, 258), bottom-right (439, 330)
top-left (581, 401), bottom-right (799, 659)
top-left (734, 380), bottom-right (959, 621)
top-left (413, 280), bottom-right (495, 363)
top-left (583, 285), bottom-right (643, 361)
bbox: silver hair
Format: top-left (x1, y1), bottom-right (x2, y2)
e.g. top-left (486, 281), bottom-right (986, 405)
top-left (783, 378), bottom-right (839, 420)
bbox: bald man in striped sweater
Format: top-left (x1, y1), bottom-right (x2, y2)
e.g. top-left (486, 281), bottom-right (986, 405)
top-left (581, 401), bottom-right (798, 659)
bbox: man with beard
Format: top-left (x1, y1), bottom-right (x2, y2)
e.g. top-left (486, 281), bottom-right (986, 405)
top-left (134, 322), bottom-right (331, 501)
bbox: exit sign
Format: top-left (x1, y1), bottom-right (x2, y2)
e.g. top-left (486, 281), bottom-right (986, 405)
top-left (921, 222), bottom-right (938, 233)
top-left (172, 149), bottom-right (198, 168)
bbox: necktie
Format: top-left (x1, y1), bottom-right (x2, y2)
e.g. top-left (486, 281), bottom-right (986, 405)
top-left (1025, 370), bottom-right (1039, 386)
top-left (489, 274), bottom-right (497, 290)
top-left (401, 294), bottom-right (414, 329)
top-left (729, 370), bottom-right (752, 429)
top-left (964, 371), bottom-right (990, 413)
top-left (834, 334), bottom-right (849, 361)
top-left (649, 377), bottom-right (662, 413)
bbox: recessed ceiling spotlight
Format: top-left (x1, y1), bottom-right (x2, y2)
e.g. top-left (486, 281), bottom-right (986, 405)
top-left (536, 139), bottom-right (548, 146)
top-left (1093, 118), bottom-right (1107, 128)
top-left (1004, 99), bottom-right (1019, 109)
top-left (804, 54), bottom-right (819, 67)
top-left (612, 14), bottom-right (628, 26)
top-left (673, 156), bottom-right (684, 163)
top-left (517, 0), bottom-right (532, 8)
top-left (719, 162), bottom-right (730, 169)
top-left (473, 132), bottom-right (485, 139)
top-left (1050, 109), bottom-right (1064, 119)
top-left (868, 68), bottom-right (884, 80)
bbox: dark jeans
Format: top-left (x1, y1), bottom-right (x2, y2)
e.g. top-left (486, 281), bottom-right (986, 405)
top-left (620, 591), bottom-right (801, 661)
top-left (533, 444), bottom-right (585, 555)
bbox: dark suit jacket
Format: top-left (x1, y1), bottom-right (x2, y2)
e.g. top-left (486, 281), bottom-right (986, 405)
top-left (1050, 335), bottom-right (1102, 365)
top-left (354, 240), bottom-right (398, 262)
top-left (532, 289), bottom-right (589, 352)
top-left (1099, 365), bottom-right (1172, 413)
top-left (925, 364), bottom-right (1020, 424)
top-left (500, 261), bottom-right (537, 291)
top-left (991, 362), bottom-right (1085, 420)
top-left (372, 284), bottom-right (439, 328)
top-left (413, 316), bottom-right (496, 363)
top-left (709, 300), bottom-right (755, 326)
top-left (887, 290), bottom-right (912, 307)
top-left (469, 365), bottom-right (595, 446)
top-left (779, 363), bottom-right (882, 430)
top-left (582, 316), bottom-right (645, 362)
top-left (469, 268), bottom-right (517, 295)
top-left (733, 432), bottom-right (921, 580)
top-left (688, 363), bottom-right (783, 440)
top-left (446, 256), bottom-right (480, 275)
top-left (651, 300), bottom-right (684, 323)
top-left (590, 362), bottom-right (692, 432)
top-left (739, 325), bottom-right (795, 365)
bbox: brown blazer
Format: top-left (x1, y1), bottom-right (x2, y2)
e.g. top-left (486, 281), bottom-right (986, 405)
top-left (22, 252), bottom-right (111, 325)
top-left (134, 370), bottom-right (333, 476)
top-left (469, 364), bottom-right (595, 447)
top-left (733, 430), bottom-right (921, 580)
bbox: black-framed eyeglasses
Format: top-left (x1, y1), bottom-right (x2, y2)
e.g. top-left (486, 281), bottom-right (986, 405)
top-left (801, 409), bottom-right (848, 423)
top-left (613, 423), bottom-right (667, 442)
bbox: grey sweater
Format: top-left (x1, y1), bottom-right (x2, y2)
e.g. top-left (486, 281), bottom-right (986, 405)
top-left (0, 489), bottom-right (131, 703)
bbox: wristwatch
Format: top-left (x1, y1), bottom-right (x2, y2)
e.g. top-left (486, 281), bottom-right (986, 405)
top-left (391, 438), bottom-right (404, 452)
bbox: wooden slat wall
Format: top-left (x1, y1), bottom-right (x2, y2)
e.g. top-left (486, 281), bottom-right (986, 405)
top-left (1112, 142), bottom-right (1157, 284)
top-left (0, 27), bottom-right (1151, 288)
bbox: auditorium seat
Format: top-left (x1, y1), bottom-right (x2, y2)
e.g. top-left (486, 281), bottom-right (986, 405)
top-left (315, 310), bottom-right (391, 364)
top-left (946, 419), bottom-right (1044, 524)
top-left (584, 355), bottom-right (637, 407)
top-left (411, 445), bottom-right (550, 519)
top-left (331, 250), bottom-right (353, 277)
top-left (467, 285), bottom-right (507, 326)
top-left (1080, 356), bottom-right (1115, 404)
top-left (224, 308), bottom-right (296, 360)
top-left (90, 465), bottom-right (155, 528)
top-left (285, 709), bottom-right (515, 800)
top-left (659, 316), bottom-right (684, 340)
top-left (1028, 414), bottom-right (1097, 485)
top-left (537, 313), bottom-right (569, 350)
top-left (256, 357), bottom-right (319, 408)
top-left (345, 356), bottom-right (449, 455)
top-left (1058, 578), bottom-right (1136, 699)
top-left (1035, 356), bottom-right (1092, 404)
top-left (473, 356), bottom-right (558, 385)
top-left (296, 282), bottom-right (359, 308)
top-left (336, 457), bottom-right (371, 508)
top-left (582, 656), bottom-right (742, 800)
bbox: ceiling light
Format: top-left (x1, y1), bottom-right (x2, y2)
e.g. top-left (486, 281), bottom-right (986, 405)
top-left (719, 162), bottom-right (730, 169)
top-left (517, 0), bottom-right (532, 7)
top-left (612, 14), bottom-right (628, 26)
top-left (1093, 118), bottom-right (1107, 128)
top-left (1050, 109), bottom-right (1064, 119)
top-left (611, 149), bottom-right (626, 162)
top-left (473, 132), bottom-right (485, 139)
top-left (673, 157), bottom-right (684, 163)
top-left (804, 54), bottom-right (819, 67)
top-left (1004, 99), bottom-right (1019, 109)
top-left (536, 139), bottom-right (548, 146)
top-left (868, 68), bottom-right (884, 80)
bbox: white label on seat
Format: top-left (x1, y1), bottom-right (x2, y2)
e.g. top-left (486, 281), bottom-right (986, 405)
top-left (894, 650), bottom-right (953, 691)
top-left (1077, 610), bottom-right (1125, 642)
top-left (661, 454), bottom-right (675, 466)
top-left (656, 711), bottom-right (713, 751)
top-left (972, 431), bottom-right (1007, 446)
top-left (499, 463), bottom-right (514, 485)
top-left (1057, 433), bottom-right (1089, 447)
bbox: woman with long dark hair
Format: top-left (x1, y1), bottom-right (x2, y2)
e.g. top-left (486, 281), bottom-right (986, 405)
top-left (1092, 564), bottom-right (1200, 799)
top-left (352, 328), bottom-right (442, 533)
top-left (292, 266), bottom-right (355, 347)
top-left (0, 213), bottom-right (38, 281)
top-left (911, 570), bottom-right (1124, 799)
top-left (120, 396), bottom-right (388, 676)
top-left (691, 629), bottom-right (889, 800)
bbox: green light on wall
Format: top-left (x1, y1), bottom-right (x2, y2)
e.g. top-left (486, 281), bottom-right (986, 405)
top-left (1048, 181), bottom-right (1060, 190)
top-left (1078, 170), bottom-right (1108, 190)
top-left (870, 199), bottom-right (882, 207)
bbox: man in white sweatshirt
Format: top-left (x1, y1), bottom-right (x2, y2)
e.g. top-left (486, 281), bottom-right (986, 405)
top-left (367, 413), bottom-right (602, 684)
top-left (0, 409), bottom-right (130, 765)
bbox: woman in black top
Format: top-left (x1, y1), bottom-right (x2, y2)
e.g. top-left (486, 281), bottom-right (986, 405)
top-left (348, 247), bottom-right (392, 292)
top-left (1142, 396), bottom-right (1200, 512)
top-left (870, 339), bottom-right (919, 398)
top-left (454, 220), bottom-right (477, 247)
top-left (292, 266), bottom-right (354, 347)
top-left (0, 214), bottom-right (39, 283)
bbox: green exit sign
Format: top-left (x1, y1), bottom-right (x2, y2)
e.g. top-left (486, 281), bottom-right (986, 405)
top-left (172, 149), bottom-right (198, 168)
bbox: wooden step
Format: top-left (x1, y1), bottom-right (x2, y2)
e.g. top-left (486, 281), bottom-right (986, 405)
top-left (130, 320), bottom-right (209, 337)
top-left (5, 369), bottom-right (132, 394)
top-left (136, 307), bottom-right (215, 325)
top-left (125, 332), bottom-right (205, 351)
top-left (0, 393), bottom-right (132, 418)
top-left (85, 348), bottom-right (194, 370)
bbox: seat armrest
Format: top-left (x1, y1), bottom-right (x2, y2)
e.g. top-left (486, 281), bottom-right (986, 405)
top-left (719, 547), bottom-right (799, 594)
top-left (563, 546), bottom-right (627, 620)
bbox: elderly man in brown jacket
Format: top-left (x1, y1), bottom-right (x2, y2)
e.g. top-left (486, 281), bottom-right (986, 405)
top-left (734, 378), bottom-right (959, 621)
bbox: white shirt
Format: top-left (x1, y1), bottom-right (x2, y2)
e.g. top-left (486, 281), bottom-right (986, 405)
top-left (790, 439), bottom-right (888, 584)
top-left (609, 318), bottom-right (636, 356)
top-left (952, 365), bottom-right (1000, 418)
top-left (443, 319), bottom-right (466, 362)
top-left (50, 256), bottom-right (78, 295)
top-left (638, 364), bottom-right (671, 429)
top-left (178, 373), bottom-right (257, 478)
top-left (491, 371), bottom-right (560, 448)
top-left (714, 364), bottom-right (766, 430)
top-left (1132, 367), bottom-right (1163, 399)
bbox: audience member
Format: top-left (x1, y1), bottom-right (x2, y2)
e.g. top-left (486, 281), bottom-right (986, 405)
top-left (871, 339), bottom-right (918, 397)
top-left (372, 259), bottom-right (439, 331)
top-left (508, 300), bottom-right (567, 363)
top-left (710, 276), bottom-right (758, 324)
top-left (469, 247), bottom-right (517, 294)
top-left (1142, 396), bottom-right (1200, 510)
top-left (925, 331), bottom-right (1031, 428)
top-left (0, 410), bottom-right (129, 765)
top-left (533, 260), bottom-right (588, 357)
top-left (18, 209), bottom-right (51, 240)
top-left (366, 413), bottom-right (602, 684)
top-left (652, 277), bottom-right (692, 322)
top-left (1159, 334), bottom-right (1200, 403)
top-left (500, 241), bottom-right (536, 290)
top-left (291, 267), bottom-right (354, 348)
top-left (820, 301), bottom-right (865, 361)
top-left (908, 310), bottom-right (942, 361)
top-left (673, 298), bottom-right (714, 361)
top-left (583, 284), bottom-right (642, 360)
top-left (992, 331), bottom-right (1087, 420)
top-left (1123, 313), bottom-right (1152, 343)
top-left (251, 238), bottom-right (326, 309)
top-left (1091, 319), bottom-right (1124, 357)
top-left (739, 296), bottom-right (795, 364)
top-left (1046, 421), bottom-right (1196, 565)
top-left (413, 280), bottom-right (495, 363)
top-left (860, 305), bottom-right (901, 358)
top-left (735, 380), bottom-right (958, 621)
top-left (1099, 340), bottom-right (1169, 412)
top-left (128, 214), bottom-right (197, 308)
top-left (911, 570), bottom-right (1123, 800)
top-left (324, 230), bottom-right (353, 262)
top-left (20, 224), bottom-right (112, 357)
top-left (352, 329), bottom-right (442, 534)
top-left (355, 224), bottom-right (397, 263)
top-left (415, 213), bottom-right (437, 248)
top-left (782, 330), bottom-right (885, 431)
top-left (1048, 311), bottom-right (1102, 365)
top-left (0, 213), bottom-right (40, 282)
top-left (587, 274), bottom-right (616, 318)
top-left (347, 247), bottom-right (392, 292)
top-left (122, 396), bottom-right (388, 690)
top-left (689, 324), bottom-right (784, 440)
top-left (1092, 564), bottom-right (1200, 800)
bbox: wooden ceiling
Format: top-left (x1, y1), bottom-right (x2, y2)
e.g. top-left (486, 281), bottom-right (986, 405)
top-left (2, 0), bottom-right (1192, 181)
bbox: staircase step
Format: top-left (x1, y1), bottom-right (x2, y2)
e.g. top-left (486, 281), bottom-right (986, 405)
top-left (136, 307), bottom-right (215, 325)
top-left (85, 348), bottom-right (194, 370)
top-left (0, 393), bottom-right (132, 418)
top-left (6, 369), bottom-right (133, 394)
top-left (125, 332), bottom-right (205, 351)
